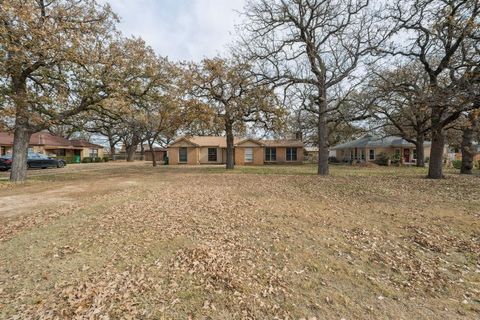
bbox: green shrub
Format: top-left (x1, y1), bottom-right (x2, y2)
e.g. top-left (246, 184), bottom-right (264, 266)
top-left (94, 157), bottom-right (102, 162)
top-left (390, 152), bottom-right (401, 165)
top-left (375, 153), bottom-right (390, 166)
top-left (425, 157), bottom-right (430, 164)
top-left (452, 160), bottom-right (462, 169)
top-left (103, 156), bottom-right (109, 162)
top-left (82, 157), bottom-right (92, 163)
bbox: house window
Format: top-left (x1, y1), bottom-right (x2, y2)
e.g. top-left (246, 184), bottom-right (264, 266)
top-left (412, 149), bottom-right (417, 160)
top-left (350, 150), bottom-right (354, 160)
top-left (0, 146), bottom-right (5, 156)
top-left (245, 148), bottom-right (253, 162)
top-left (208, 148), bottom-right (217, 162)
top-left (361, 150), bottom-right (365, 160)
top-left (56, 149), bottom-right (66, 157)
top-left (286, 147), bottom-right (297, 161)
top-left (265, 147), bottom-right (276, 161)
top-left (179, 147), bottom-right (188, 162)
top-left (89, 149), bottom-right (98, 158)
top-left (369, 149), bottom-right (375, 160)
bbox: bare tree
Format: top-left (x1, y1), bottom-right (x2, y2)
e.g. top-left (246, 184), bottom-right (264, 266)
top-left (382, 0), bottom-right (480, 178)
top-left (368, 63), bottom-right (432, 167)
top-left (286, 84), bottom-right (369, 148)
top-left (239, 0), bottom-right (384, 175)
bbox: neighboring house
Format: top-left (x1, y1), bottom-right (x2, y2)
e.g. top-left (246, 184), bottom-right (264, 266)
top-left (0, 131), bottom-right (104, 161)
top-left (167, 136), bottom-right (304, 165)
top-left (117, 144), bottom-right (167, 161)
top-left (331, 135), bottom-right (433, 164)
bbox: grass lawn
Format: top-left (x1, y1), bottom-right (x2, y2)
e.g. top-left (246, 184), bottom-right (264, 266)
top-left (0, 163), bottom-right (479, 319)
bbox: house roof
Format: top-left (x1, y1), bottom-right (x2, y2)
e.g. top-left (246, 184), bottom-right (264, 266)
top-left (169, 136), bottom-right (304, 148)
top-left (0, 131), bottom-right (103, 149)
top-left (70, 140), bottom-right (104, 149)
top-left (235, 138), bottom-right (264, 146)
top-left (170, 136), bottom-right (241, 148)
top-left (331, 135), bottom-right (431, 150)
top-left (0, 132), bottom-right (15, 145)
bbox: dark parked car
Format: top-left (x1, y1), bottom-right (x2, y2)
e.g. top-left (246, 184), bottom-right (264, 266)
top-left (0, 154), bottom-right (12, 171)
top-left (0, 153), bottom-right (66, 171)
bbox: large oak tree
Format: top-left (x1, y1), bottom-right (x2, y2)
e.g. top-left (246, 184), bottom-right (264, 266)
top-left (239, 0), bottom-right (384, 175)
top-left (0, 0), bottom-right (117, 182)
top-left (382, 0), bottom-right (480, 178)
top-left (368, 64), bottom-right (432, 167)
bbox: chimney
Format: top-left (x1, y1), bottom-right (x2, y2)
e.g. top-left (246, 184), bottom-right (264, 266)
top-left (295, 131), bottom-right (303, 141)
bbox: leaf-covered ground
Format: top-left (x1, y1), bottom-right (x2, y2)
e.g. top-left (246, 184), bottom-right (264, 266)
top-left (0, 163), bottom-right (479, 319)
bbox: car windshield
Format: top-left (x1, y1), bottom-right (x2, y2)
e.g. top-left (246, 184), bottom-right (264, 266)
top-left (28, 153), bottom-right (49, 160)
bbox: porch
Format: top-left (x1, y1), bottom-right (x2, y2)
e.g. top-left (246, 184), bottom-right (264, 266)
top-left (343, 147), bottom-right (419, 164)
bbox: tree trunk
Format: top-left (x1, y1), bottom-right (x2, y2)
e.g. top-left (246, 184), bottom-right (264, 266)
top-left (317, 84), bottom-right (329, 176)
top-left (415, 135), bottom-right (425, 167)
top-left (10, 124), bottom-right (31, 182)
top-left (108, 135), bottom-right (116, 161)
top-left (225, 121), bottom-right (234, 170)
top-left (10, 74), bottom-right (31, 183)
top-left (460, 113), bottom-right (478, 175)
top-left (427, 125), bottom-right (445, 179)
top-left (140, 142), bottom-right (145, 161)
top-left (149, 140), bottom-right (157, 167)
top-left (126, 144), bottom-right (136, 162)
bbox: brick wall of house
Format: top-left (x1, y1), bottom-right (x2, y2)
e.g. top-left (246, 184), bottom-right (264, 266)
top-left (234, 147), bottom-right (245, 165)
top-left (253, 148), bottom-right (265, 165)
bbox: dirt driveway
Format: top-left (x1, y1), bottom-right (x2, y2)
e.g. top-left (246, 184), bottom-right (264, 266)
top-left (0, 162), bottom-right (148, 217)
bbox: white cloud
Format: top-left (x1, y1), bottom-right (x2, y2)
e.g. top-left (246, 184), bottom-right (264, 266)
top-left (102, 0), bottom-right (247, 61)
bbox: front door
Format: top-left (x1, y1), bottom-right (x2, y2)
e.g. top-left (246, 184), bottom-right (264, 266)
top-left (403, 149), bottom-right (410, 163)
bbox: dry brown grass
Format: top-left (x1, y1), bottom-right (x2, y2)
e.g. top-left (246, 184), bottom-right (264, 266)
top-left (0, 163), bottom-right (479, 319)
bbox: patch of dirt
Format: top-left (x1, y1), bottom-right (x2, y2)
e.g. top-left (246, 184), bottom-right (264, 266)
top-left (0, 186), bottom-right (82, 218)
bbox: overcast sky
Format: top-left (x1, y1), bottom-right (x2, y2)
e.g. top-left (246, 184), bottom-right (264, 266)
top-left (102, 0), bottom-right (247, 62)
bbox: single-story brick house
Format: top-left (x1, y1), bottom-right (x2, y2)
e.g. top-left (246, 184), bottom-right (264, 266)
top-left (331, 135), bottom-right (433, 164)
top-left (167, 136), bottom-right (304, 165)
top-left (0, 131), bottom-right (104, 162)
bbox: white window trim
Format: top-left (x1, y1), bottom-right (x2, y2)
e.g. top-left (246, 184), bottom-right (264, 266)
top-left (265, 147), bottom-right (277, 162)
top-left (244, 148), bottom-right (253, 162)
top-left (286, 147), bottom-right (298, 161)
